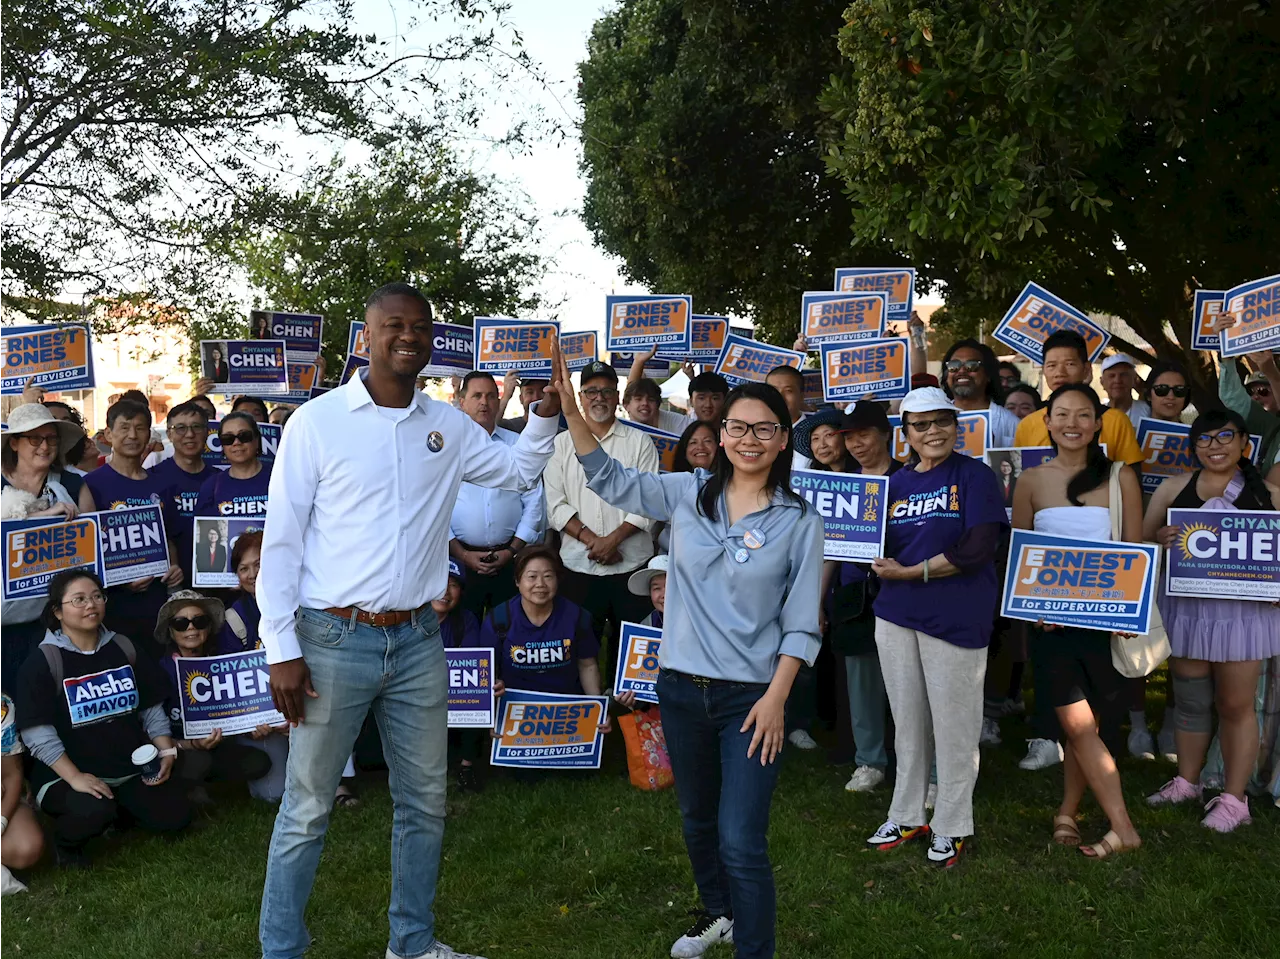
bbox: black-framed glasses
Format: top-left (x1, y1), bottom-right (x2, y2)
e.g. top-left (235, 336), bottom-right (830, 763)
top-left (1151, 384), bottom-right (1190, 398)
top-left (1194, 429), bottom-right (1239, 448)
top-left (219, 431), bottom-right (256, 446)
top-left (170, 614), bottom-right (212, 631)
top-left (580, 387), bottom-right (618, 399)
top-left (723, 419), bottom-right (784, 440)
top-left (944, 360), bottom-right (983, 373)
top-left (905, 414), bottom-right (957, 433)
top-left (61, 591), bottom-right (106, 609)
top-left (169, 423), bottom-right (209, 436)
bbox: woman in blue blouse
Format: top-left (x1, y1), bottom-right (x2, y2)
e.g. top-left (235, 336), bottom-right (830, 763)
top-left (548, 350), bottom-right (823, 959)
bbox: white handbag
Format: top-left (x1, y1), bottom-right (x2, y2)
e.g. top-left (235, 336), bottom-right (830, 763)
top-left (1106, 462), bottom-right (1170, 678)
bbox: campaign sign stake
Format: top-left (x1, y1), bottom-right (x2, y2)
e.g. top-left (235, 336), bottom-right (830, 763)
top-left (623, 421), bottom-right (681, 472)
top-left (421, 322), bottom-right (475, 378)
top-left (992, 282), bottom-right (1111, 365)
top-left (490, 689), bottom-right (608, 769)
top-left (176, 649), bottom-right (284, 738)
top-left (800, 291), bottom-right (888, 345)
top-left (833, 267), bottom-right (916, 320)
top-left (561, 331), bottom-right (599, 372)
top-left (790, 469), bottom-right (889, 562)
top-left (249, 310), bottom-right (323, 361)
top-left (98, 505), bottom-right (169, 587)
top-left (3, 516), bottom-right (102, 601)
top-left (1219, 274), bottom-right (1280, 357)
top-left (1191, 291), bottom-right (1226, 352)
top-left (474, 318), bottom-right (559, 377)
top-left (1165, 509), bottom-right (1280, 602)
top-left (614, 622), bottom-right (662, 705)
top-left (1135, 417), bottom-right (1262, 496)
top-left (1001, 529), bottom-right (1158, 634)
top-left (446, 647), bottom-right (495, 728)
top-left (200, 339), bottom-right (288, 395)
top-left (820, 339), bottom-right (910, 402)
top-left (605, 294), bottom-right (694, 354)
top-left (2, 323), bottom-right (96, 394)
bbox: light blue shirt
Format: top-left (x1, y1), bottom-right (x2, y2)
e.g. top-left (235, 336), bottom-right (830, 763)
top-left (450, 426), bottom-right (545, 547)
top-left (579, 446), bottom-right (823, 684)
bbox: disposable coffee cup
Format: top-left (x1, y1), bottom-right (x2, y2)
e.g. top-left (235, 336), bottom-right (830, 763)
top-left (131, 744), bottom-right (162, 783)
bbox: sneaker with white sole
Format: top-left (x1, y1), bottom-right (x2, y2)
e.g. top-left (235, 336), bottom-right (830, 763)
top-left (1146, 775), bottom-right (1202, 806)
top-left (387, 942), bottom-right (487, 959)
top-left (787, 729), bottom-right (818, 750)
top-left (925, 783), bottom-right (938, 810)
top-left (1127, 726), bottom-right (1156, 760)
top-left (1018, 738), bottom-right (1063, 770)
top-left (866, 819), bottom-right (930, 851)
top-left (670, 913), bottom-right (733, 958)
top-left (1156, 724), bottom-right (1177, 762)
top-left (980, 717), bottom-right (1002, 746)
top-left (1201, 794), bottom-right (1252, 833)
top-left (844, 765), bottom-right (885, 792)
top-left (926, 833), bottom-right (965, 868)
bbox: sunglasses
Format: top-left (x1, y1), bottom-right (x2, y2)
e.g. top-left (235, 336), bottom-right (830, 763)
top-left (171, 614), bottom-right (212, 631)
top-left (1151, 384), bottom-right (1190, 398)
top-left (219, 430), bottom-right (256, 446)
top-left (944, 360), bottom-right (983, 373)
top-left (905, 414), bottom-right (957, 433)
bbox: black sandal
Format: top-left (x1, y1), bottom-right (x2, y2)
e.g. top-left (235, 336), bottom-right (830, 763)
top-left (334, 781), bottom-right (361, 808)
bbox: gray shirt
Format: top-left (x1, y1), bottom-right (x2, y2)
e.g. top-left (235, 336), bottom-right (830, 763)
top-left (579, 446), bottom-right (823, 684)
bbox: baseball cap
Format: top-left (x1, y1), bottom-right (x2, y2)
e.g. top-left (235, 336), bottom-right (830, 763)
top-left (579, 360), bottom-right (618, 385)
top-left (1244, 371), bottom-right (1270, 387)
top-left (910, 372), bottom-right (940, 389)
top-left (1101, 353), bottom-right (1139, 372)
top-left (899, 386), bottom-right (960, 415)
top-left (447, 559), bottom-right (465, 582)
top-left (627, 554), bottom-right (670, 596)
top-left (518, 377), bottom-right (549, 387)
top-left (839, 400), bottom-right (892, 434)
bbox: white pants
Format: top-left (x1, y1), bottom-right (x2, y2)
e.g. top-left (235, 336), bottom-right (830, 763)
top-left (875, 618), bottom-right (987, 837)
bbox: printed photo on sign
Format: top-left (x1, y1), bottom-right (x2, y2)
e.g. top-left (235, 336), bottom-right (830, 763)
top-left (347, 320), bottom-right (370, 362)
top-left (1219, 273), bottom-right (1280, 358)
top-left (280, 362), bottom-right (319, 404)
top-left (192, 517), bottom-right (266, 589)
top-left (490, 689), bottom-right (608, 769)
top-left (1135, 417), bottom-right (1262, 496)
top-left (624, 421), bottom-right (680, 472)
top-left (819, 339), bottom-right (910, 402)
top-left (1191, 290), bottom-right (1226, 352)
top-left (715, 333), bottom-right (805, 387)
top-left (474, 318), bottom-right (559, 376)
top-left (614, 622), bottom-right (662, 705)
top-left (560, 331), bottom-right (599, 372)
top-left (833, 267), bottom-right (916, 320)
top-left (421, 322), bottom-right (475, 378)
top-left (200, 339), bottom-right (288, 395)
top-left (97, 505), bottom-right (169, 587)
top-left (203, 421), bottom-right (282, 470)
top-left (790, 469), bottom-right (888, 562)
top-left (64, 666), bottom-right (138, 727)
top-left (3, 516), bottom-right (102, 601)
top-left (1001, 529), bottom-right (1158, 635)
top-left (612, 351), bottom-right (671, 377)
top-left (657, 315), bottom-right (729, 363)
top-left (992, 282), bottom-right (1111, 365)
top-left (604, 294), bottom-right (693, 354)
top-left (2, 323), bottom-right (95, 394)
top-left (249, 310), bottom-right (323, 361)
top-left (446, 647), bottom-right (495, 728)
top-left (985, 447), bottom-right (1058, 519)
top-left (176, 649), bottom-right (284, 738)
top-left (800, 291), bottom-right (887, 345)
top-left (1165, 509), bottom-right (1280, 602)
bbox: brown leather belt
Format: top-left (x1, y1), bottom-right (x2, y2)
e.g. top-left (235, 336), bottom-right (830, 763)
top-left (323, 605), bottom-right (423, 627)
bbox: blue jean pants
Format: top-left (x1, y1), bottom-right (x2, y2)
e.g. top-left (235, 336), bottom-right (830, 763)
top-left (657, 668), bottom-right (782, 959)
top-left (259, 607), bottom-right (447, 959)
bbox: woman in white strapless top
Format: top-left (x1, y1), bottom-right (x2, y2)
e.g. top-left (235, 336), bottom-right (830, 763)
top-left (1011, 384), bottom-right (1145, 860)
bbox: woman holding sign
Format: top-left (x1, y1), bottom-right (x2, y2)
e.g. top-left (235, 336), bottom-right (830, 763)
top-left (1143, 409), bottom-right (1280, 832)
top-left (548, 347), bottom-right (822, 959)
top-left (1011, 384), bottom-right (1144, 858)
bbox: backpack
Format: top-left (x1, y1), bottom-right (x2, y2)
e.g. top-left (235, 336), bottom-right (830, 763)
top-left (42, 634), bottom-right (137, 686)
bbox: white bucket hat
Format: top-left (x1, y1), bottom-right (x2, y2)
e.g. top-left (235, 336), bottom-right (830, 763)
top-left (3, 403), bottom-right (85, 458)
top-left (898, 387), bottom-right (960, 416)
top-left (627, 554), bottom-right (670, 596)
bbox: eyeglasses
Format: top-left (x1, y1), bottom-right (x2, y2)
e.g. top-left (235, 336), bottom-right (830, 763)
top-left (905, 414), bottom-right (957, 433)
top-left (944, 360), bottom-right (983, 373)
top-left (21, 433), bottom-right (59, 449)
top-left (1151, 384), bottom-right (1190, 398)
top-left (580, 387), bottom-right (618, 399)
top-left (170, 614), bottom-right (212, 631)
top-left (1247, 385), bottom-right (1273, 398)
top-left (219, 431), bottom-right (256, 446)
top-left (61, 591), bottom-right (106, 608)
top-left (1194, 429), bottom-right (1239, 448)
top-left (169, 423), bottom-right (208, 436)
top-left (723, 419), bottom-right (784, 440)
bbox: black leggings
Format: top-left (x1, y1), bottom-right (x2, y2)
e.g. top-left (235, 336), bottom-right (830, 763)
top-left (40, 776), bottom-right (191, 853)
top-left (175, 740), bottom-right (272, 784)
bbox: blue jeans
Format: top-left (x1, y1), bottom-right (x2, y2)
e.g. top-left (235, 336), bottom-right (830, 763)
top-left (259, 607), bottom-right (447, 959)
top-left (844, 652), bottom-right (888, 769)
top-left (657, 669), bottom-right (781, 959)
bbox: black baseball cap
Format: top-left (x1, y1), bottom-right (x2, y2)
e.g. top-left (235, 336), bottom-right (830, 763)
top-left (688, 371), bottom-right (730, 395)
top-left (579, 360), bottom-right (618, 385)
top-left (839, 400), bottom-right (892, 434)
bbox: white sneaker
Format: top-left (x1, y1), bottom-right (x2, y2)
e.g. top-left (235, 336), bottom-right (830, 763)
top-left (925, 783), bottom-right (938, 809)
top-left (787, 729), bottom-right (818, 750)
top-left (980, 717), bottom-right (1002, 746)
top-left (671, 914), bottom-right (733, 958)
top-left (844, 765), bottom-right (885, 792)
top-left (1157, 724), bottom-right (1177, 762)
top-left (1127, 726), bottom-right (1156, 760)
top-left (387, 943), bottom-right (486, 959)
top-left (1018, 738), bottom-right (1063, 770)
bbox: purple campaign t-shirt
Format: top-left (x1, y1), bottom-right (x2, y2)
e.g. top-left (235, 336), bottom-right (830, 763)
top-left (440, 608), bottom-right (481, 649)
top-left (150, 458), bottom-right (218, 585)
top-left (481, 596), bottom-right (599, 695)
top-left (195, 463), bottom-right (272, 518)
top-left (873, 453), bottom-right (1008, 648)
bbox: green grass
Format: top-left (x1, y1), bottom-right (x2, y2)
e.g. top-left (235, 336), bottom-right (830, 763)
top-left (5, 720), bottom-right (1278, 959)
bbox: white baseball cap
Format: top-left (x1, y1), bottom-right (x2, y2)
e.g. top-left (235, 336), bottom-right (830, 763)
top-left (627, 553), bottom-right (670, 596)
top-left (1100, 353), bottom-right (1139, 372)
top-left (898, 387), bottom-right (959, 416)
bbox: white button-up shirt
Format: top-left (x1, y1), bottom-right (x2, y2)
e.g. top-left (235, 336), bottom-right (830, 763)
top-left (449, 426), bottom-right (545, 547)
top-left (257, 371), bottom-right (558, 664)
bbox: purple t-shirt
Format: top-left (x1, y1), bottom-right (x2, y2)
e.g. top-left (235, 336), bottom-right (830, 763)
top-left (195, 463), bottom-right (272, 518)
top-left (440, 607), bottom-right (481, 649)
top-left (873, 453), bottom-right (1008, 648)
top-left (481, 596), bottom-right (599, 695)
top-left (150, 458), bottom-right (218, 586)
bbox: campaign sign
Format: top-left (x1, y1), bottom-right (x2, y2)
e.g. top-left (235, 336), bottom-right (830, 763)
top-left (1001, 530), bottom-right (1159, 634)
top-left (614, 622), bottom-right (662, 705)
top-left (2, 323), bottom-right (95, 394)
top-left (3, 516), bottom-right (102, 601)
top-left (992, 283), bottom-right (1111, 365)
top-left (834, 267), bottom-right (916, 320)
top-left (1165, 509), bottom-right (1280, 602)
top-left (280, 362), bottom-right (319, 404)
top-left (200, 340), bottom-right (288, 395)
top-left (605, 294), bottom-right (693, 354)
top-left (474, 318), bottom-right (559, 377)
top-left (249, 310), bottom-right (323, 361)
top-left (191, 517), bottom-right (266, 588)
top-left (347, 320), bottom-right (370, 362)
top-left (658, 315), bottom-right (729, 362)
top-left (955, 410), bottom-right (991, 458)
top-left (715, 333), bottom-right (805, 387)
top-left (64, 666), bottom-right (139, 727)
top-left (801, 291), bottom-right (887, 345)
top-left (819, 339), bottom-right (910, 402)
top-left (340, 354), bottom-right (367, 385)
top-left (490, 689), bottom-right (608, 769)
top-left (421, 322), bottom-right (475, 378)
top-left (176, 650), bottom-right (284, 738)
top-left (560, 331), bottom-right (599, 372)
top-left (203, 421), bottom-right (282, 470)
top-left (625, 421), bottom-right (681, 472)
top-left (1135, 417), bottom-right (1262, 496)
top-left (790, 469), bottom-right (888, 562)
top-left (1191, 290), bottom-right (1226, 352)
top-left (802, 369), bottom-right (824, 409)
top-left (1219, 274), bottom-right (1280, 358)
top-left (446, 647), bottom-right (495, 728)
top-left (612, 351), bottom-right (671, 377)
top-left (97, 505), bottom-right (169, 587)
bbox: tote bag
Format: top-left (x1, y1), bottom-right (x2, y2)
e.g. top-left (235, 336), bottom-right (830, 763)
top-left (1107, 461), bottom-right (1170, 678)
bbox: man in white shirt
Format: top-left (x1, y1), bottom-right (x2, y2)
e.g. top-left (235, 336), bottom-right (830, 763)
top-left (545, 360), bottom-right (658, 678)
top-left (256, 283), bottom-right (561, 959)
top-left (449, 370), bottom-right (545, 616)
top-left (1101, 353), bottom-right (1152, 429)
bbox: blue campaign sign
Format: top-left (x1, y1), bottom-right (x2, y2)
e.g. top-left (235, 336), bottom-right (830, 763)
top-left (789, 469), bottom-right (889, 562)
top-left (1001, 529), bottom-right (1159, 634)
top-left (819, 339), bottom-right (910, 401)
top-left (63, 666), bottom-right (139, 727)
top-left (1136, 417), bottom-right (1262, 496)
top-left (992, 282), bottom-right (1111, 365)
top-left (715, 332), bottom-right (806, 387)
top-left (446, 646), bottom-right (495, 728)
top-left (623, 420), bottom-right (681, 472)
top-left (422, 321), bottom-right (474, 377)
top-left (347, 320), bottom-right (369, 362)
top-left (250, 310), bottom-right (323, 360)
top-left (97, 505), bottom-right (169, 587)
top-left (474, 317), bottom-right (559, 376)
top-left (612, 351), bottom-right (671, 377)
top-left (2, 323), bottom-right (96, 394)
top-left (279, 362), bottom-right (319, 404)
top-left (561, 331), bottom-right (599, 372)
top-left (1191, 290), bottom-right (1226, 352)
top-left (605, 294), bottom-right (694, 354)
top-left (340, 354), bottom-right (367, 385)
top-left (614, 621), bottom-right (662, 705)
top-left (833, 267), bottom-right (916, 320)
top-left (3, 515), bottom-right (103, 601)
top-left (1219, 273), bottom-right (1280, 358)
top-left (1165, 509), bottom-right (1280, 602)
top-left (800, 291), bottom-right (888, 345)
top-left (176, 649), bottom-right (283, 738)
top-left (490, 689), bottom-right (608, 769)
top-left (201, 339), bottom-right (288, 395)
top-left (656, 315), bottom-right (729, 362)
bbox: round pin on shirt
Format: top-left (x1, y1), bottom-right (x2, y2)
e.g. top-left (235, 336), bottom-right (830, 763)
top-left (734, 547), bottom-right (750, 564)
top-left (743, 528), bottom-right (766, 550)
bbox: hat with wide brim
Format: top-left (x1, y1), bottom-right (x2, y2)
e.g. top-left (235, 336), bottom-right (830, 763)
top-left (627, 553), bottom-right (670, 596)
top-left (791, 407), bottom-right (847, 459)
top-left (154, 590), bottom-right (226, 642)
top-left (3, 403), bottom-right (85, 458)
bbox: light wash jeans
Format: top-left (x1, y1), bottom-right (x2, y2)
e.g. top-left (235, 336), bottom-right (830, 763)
top-left (259, 606), bottom-right (447, 959)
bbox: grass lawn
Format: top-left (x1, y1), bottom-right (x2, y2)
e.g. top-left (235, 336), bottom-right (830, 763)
top-left (4, 708), bottom-right (1278, 959)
